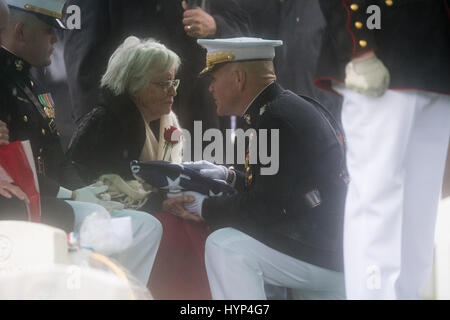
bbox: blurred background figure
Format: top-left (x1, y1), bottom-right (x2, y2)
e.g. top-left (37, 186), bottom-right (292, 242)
top-left (242, 0), bottom-right (342, 118)
top-left (315, 0), bottom-right (450, 300)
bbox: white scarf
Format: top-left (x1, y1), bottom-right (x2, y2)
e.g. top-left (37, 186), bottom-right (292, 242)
top-left (139, 111), bottom-right (184, 164)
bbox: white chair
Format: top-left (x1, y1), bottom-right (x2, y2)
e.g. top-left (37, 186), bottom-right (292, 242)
top-left (0, 221), bottom-right (151, 300)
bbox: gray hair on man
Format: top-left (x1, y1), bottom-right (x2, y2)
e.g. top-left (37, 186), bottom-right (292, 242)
top-left (101, 36), bottom-right (181, 96)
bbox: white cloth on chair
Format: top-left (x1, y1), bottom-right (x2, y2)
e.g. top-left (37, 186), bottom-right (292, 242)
top-left (66, 201), bottom-right (162, 286)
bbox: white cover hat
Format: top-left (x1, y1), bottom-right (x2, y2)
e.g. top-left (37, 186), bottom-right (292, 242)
top-left (197, 37), bottom-right (283, 75)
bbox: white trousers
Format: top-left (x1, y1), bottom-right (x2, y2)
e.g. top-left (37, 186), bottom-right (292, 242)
top-left (65, 201), bottom-right (162, 286)
top-left (335, 87), bottom-right (450, 299)
top-left (205, 228), bottom-right (345, 300)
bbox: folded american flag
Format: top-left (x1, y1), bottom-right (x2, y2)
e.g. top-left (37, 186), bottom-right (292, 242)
top-left (130, 161), bottom-right (237, 197)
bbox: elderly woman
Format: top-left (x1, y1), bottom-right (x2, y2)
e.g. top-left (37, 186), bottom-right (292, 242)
top-left (68, 37), bottom-right (183, 184)
top-left (67, 36), bottom-right (212, 299)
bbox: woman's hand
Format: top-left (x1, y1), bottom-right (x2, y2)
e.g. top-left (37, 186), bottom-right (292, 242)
top-left (0, 180), bottom-right (28, 203)
top-left (162, 193), bottom-right (204, 223)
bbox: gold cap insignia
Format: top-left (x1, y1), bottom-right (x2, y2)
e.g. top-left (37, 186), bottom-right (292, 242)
top-left (200, 52), bottom-right (235, 75)
top-left (24, 4), bottom-right (62, 19)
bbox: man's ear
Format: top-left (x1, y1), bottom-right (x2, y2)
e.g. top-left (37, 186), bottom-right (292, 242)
top-left (13, 22), bottom-right (26, 44)
top-left (234, 68), bottom-right (247, 92)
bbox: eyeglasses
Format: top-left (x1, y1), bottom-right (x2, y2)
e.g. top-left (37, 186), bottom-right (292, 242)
top-left (151, 79), bottom-right (180, 91)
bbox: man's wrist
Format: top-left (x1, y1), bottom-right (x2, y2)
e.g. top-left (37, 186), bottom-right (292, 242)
top-left (226, 167), bottom-right (236, 185)
top-left (352, 50), bottom-right (376, 62)
top-left (57, 186), bottom-right (75, 200)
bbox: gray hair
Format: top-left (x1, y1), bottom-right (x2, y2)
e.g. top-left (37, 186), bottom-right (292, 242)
top-left (101, 36), bottom-right (181, 96)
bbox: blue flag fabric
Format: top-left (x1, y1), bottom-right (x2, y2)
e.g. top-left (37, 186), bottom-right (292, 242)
top-left (130, 161), bottom-right (237, 197)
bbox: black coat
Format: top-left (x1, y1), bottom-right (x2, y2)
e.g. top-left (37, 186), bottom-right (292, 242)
top-left (63, 0), bottom-right (251, 137)
top-left (315, 0), bottom-right (450, 95)
top-left (66, 89), bottom-right (165, 212)
top-left (0, 49), bottom-right (75, 231)
top-left (67, 89), bottom-right (146, 183)
top-left (202, 83), bottom-right (347, 272)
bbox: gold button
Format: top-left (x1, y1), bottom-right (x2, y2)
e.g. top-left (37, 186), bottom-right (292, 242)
top-left (350, 4), bottom-right (359, 11)
top-left (359, 40), bottom-right (368, 47)
top-left (41, 128), bottom-right (46, 136)
top-left (39, 148), bottom-right (44, 153)
top-left (23, 115), bottom-right (28, 122)
top-left (385, 0), bottom-right (393, 6)
top-left (355, 21), bottom-right (363, 29)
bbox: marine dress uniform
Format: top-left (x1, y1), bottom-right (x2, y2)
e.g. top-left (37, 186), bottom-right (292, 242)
top-left (315, 0), bottom-right (450, 299)
top-left (196, 38), bottom-right (349, 299)
top-left (0, 47), bottom-right (76, 231)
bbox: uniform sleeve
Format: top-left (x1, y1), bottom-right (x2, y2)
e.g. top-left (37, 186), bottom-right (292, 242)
top-left (0, 86), bottom-right (12, 124)
top-left (38, 173), bottom-right (61, 198)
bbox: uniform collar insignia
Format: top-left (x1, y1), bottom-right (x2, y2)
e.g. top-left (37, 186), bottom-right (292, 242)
top-left (244, 114), bottom-right (252, 125)
top-left (0, 48), bottom-right (31, 75)
top-left (242, 82), bottom-right (282, 127)
top-left (260, 104), bottom-right (268, 116)
top-left (15, 59), bottom-right (24, 72)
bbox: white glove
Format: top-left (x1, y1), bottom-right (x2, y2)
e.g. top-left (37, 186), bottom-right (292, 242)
top-left (167, 191), bottom-right (207, 217)
top-left (183, 160), bottom-right (228, 181)
top-left (345, 53), bottom-right (390, 97)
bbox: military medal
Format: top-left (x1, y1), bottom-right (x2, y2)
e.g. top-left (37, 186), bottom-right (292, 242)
top-left (38, 93), bottom-right (57, 133)
top-left (38, 93), bottom-right (56, 119)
